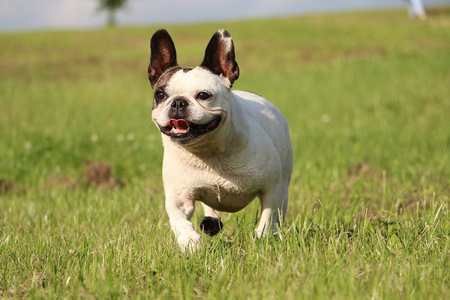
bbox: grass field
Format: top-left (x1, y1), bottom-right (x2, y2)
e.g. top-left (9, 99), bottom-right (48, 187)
top-left (1, 7), bottom-right (449, 299)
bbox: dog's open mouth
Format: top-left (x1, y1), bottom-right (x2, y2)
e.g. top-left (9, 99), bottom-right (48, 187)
top-left (159, 116), bottom-right (221, 141)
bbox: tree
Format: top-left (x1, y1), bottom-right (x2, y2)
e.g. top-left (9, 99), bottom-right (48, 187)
top-left (97, 0), bottom-right (128, 27)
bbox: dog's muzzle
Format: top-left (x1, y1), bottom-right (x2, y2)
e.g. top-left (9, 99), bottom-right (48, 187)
top-left (158, 116), bottom-right (222, 142)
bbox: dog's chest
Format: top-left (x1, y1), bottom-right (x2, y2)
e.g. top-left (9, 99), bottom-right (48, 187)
top-left (181, 164), bottom-right (260, 212)
top-left (193, 174), bottom-right (259, 212)
top-left (163, 142), bottom-right (274, 212)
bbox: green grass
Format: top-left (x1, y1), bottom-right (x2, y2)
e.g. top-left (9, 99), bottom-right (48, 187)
top-left (1, 7), bottom-right (449, 299)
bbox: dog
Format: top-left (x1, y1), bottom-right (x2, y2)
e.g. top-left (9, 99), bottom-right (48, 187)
top-left (148, 29), bottom-right (293, 251)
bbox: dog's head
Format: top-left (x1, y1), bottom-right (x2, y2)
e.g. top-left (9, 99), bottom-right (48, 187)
top-left (148, 29), bottom-right (239, 145)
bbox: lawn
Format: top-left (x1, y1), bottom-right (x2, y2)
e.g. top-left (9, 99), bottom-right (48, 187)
top-left (0, 7), bottom-right (449, 299)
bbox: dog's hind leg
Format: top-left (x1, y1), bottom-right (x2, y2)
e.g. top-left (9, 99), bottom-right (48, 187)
top-left (200, 203), bottom-right (223, 236)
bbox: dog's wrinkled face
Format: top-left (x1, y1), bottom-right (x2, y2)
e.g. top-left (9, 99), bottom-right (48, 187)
top-left (151, 67), bottom-right (228, 144)
top-left (148, 29), bottom-right (239, 144)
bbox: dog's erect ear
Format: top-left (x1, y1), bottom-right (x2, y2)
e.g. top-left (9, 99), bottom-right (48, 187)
top-left (148, 29), bottom-right (178, 87)
top-left (200, 29), bottom-right (239, 87)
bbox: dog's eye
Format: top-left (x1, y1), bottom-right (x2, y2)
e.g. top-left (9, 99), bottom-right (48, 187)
top-left (155, 91), bottom-right (167, 103)
top-left (197, 91), bottom-right (212, 101)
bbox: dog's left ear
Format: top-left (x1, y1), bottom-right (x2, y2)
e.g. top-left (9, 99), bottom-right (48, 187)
top-left (200, 29), bottom-right (239, 87)
top-left (148, 29), bottom-right (178, 88)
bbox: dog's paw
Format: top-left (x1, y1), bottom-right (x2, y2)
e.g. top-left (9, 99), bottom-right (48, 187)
top-left (178, 231), bottom-right (202, 252)
top-left (255, 226), bottom-right (281, 239)
top-left (200, 217), bottom-right (223, 236)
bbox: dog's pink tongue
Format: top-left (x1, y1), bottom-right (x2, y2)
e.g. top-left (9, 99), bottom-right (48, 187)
top-left (169, 119), bottom-right (189, 129)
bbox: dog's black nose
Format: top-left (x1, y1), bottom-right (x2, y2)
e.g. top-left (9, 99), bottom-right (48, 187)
top-left (170, 98), bottom-right (189, 115)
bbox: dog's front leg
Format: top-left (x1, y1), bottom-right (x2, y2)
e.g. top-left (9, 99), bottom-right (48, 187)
top-left (255, 183), bottom-right (286, 238)
top-left (165, 191), bottom-right (201, 251)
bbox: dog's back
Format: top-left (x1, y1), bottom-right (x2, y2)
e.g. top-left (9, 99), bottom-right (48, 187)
top-left (231, 90), bottom-right (293, 178)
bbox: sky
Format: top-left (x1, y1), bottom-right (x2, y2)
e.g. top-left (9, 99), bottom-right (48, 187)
top-left (0, 0), bottom-right (449, 31)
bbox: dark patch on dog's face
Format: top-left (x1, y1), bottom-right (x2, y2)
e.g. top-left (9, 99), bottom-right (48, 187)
top-left (152, 67), bottom-right (180, 109)
top-left (152, 67), bottom-right (196, 109)
top-left (154, 66), bottom-right (181, 89)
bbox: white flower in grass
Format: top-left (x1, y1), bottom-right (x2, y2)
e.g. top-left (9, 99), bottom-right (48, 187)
top-left (24, 141), bottom-right (32, 150)
top-left (90, 133), bottom-right (98, 142)
top-left (148, 134), bottom-right (159, 142)
top-left (116, 134), bottom-right (124, 142)
top-left (127, 132), bottom-right (135, 141)
top-left (321, 114), bottom-right (331, 123)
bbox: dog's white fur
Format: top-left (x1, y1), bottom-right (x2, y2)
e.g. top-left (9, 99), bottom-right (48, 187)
top-left (149, 29), bottom-right (293, 251)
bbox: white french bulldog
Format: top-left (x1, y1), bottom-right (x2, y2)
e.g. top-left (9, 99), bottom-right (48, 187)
top-left (148, 29), bottom-right (293, 251)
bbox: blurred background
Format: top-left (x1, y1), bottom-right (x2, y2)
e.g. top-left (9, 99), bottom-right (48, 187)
top-left (1, 0), bottom-right (449, 31)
